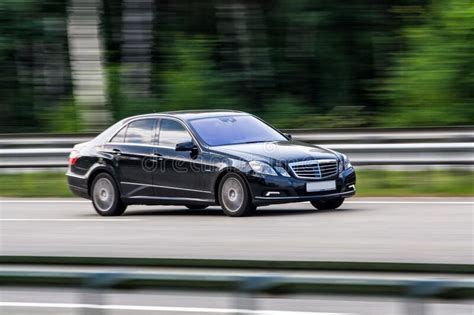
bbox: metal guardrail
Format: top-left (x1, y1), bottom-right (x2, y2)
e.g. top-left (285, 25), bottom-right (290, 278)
top-left (1, 256), bottom-right (473, 314)
top-left (0, 271), bottom-right (472, 315)
top-left (0, 127), bottom-right (473, 168)
top-left (1, 270), bottom-right (472, 299)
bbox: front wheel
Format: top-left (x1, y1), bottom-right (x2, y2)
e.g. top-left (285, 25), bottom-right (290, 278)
top-left (218, 173), bottom-right (255, 217)
top-left (91, 173), bottom-right (127, 216)
top-left (311, 198), bottom-right (344, 210)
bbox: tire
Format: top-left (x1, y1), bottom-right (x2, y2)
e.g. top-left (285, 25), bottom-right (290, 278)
top-left (185, 205), bottom-right (209, 210)
top-left (218, 173), bottom-right (255, 217)
top-left (311, 197), bottom-right (344, 210)
top-left (91, 173), bottom-right (127, 216)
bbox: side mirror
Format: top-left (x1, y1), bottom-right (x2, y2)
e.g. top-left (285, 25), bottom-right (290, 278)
top-left (176, 141), bottom-right (196, 151)
top-left (284, 133), bottom-right (292, 140)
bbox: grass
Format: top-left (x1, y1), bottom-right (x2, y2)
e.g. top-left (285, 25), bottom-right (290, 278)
top-left (0, 170), bottom-right (472, 198)
top-left (357, 170), bottom-right (473, 197)
top-left (0, 172), bottom-right (73, 197)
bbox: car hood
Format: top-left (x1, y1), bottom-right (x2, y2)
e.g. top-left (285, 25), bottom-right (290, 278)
top-left (209, 141), bottom-right (338, 165)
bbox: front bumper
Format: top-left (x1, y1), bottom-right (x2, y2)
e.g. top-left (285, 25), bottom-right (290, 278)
top-left (246, 167), bottom-right (356, 205)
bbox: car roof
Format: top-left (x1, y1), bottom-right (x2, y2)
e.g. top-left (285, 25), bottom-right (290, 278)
top-left (125, 110), bottom-right (248, 122)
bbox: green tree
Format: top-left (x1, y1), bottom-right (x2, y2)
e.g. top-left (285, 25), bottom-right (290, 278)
top-left (380, 0), bottom-right (474, 126)
top-left (158, 36), bottom-right (238, 111)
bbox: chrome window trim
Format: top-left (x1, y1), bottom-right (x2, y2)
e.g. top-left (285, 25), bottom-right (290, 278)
top-left (107, 118), bottom-right (157, 144)
top-left (106, 115), bottom-right (204, 152)
top-left (105, 142), bottom-right (156, 148)
top-left (121, 181), bottom-right (212, 194)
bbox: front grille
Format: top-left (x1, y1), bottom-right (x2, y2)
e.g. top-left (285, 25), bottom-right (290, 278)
top-left (289, 159), bottom-right (338, 179)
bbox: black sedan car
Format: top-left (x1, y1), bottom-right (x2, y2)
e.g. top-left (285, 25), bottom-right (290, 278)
top-left (67, 110), bottom-right (356, 217)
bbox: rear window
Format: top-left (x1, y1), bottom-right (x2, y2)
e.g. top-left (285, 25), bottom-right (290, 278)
top-left (124, 119), bottom-right (156, 144)
top-left (94, 120), bottom-right (127, 144)
top-left (110, 126), bottom-right (127, 143)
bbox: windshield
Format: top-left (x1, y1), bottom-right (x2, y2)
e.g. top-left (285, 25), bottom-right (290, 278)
top-left (189, 115), bottom-right (287, 146)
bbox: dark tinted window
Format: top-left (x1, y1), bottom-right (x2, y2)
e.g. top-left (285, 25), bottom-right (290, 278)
top-left (110, 126), bottom-right (127, 143)
top-left (125, 119), bottom-right (156, 144)
top-left (159, 119), bottom-right (192, 147)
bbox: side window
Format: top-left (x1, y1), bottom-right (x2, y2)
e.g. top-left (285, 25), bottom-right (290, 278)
top-left (159, 119), bottom-right (192, 147)
top-left (124, 119), bottom-right (156, 144)
top-left (110, 126), bottom-right (127, 143)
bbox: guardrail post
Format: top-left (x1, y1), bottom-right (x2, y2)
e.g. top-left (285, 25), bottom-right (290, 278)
top-left (80, 273), bottom-right (122, 315)
top-left (81, 288), bottom-right (105, 315)
top-left (404, 299), bottom-right (426, 315)
top-left (234, 276), bottom-right (280, 315)
top-left (404, 280), bottom-right (450, 315)
top-left (234, 293), bottom-right (256, 315)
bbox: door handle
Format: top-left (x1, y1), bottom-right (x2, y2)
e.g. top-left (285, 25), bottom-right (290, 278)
top-left (153, 152), bottom-right (163, 161)
top-left (112, 149), bottom-right (121, 156)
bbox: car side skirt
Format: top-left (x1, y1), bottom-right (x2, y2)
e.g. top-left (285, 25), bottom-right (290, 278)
top-left (122, 196), bottom-right (216, 206)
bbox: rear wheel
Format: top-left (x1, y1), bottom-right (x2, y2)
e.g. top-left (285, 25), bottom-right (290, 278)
top-left (311, 198), bottom-right (344, 210)
top-left (185, 205), bottom-right (209, 210)
top-left (218, 173), bottom-right (255, 217)
top-left (91, 173), bottom-right (127, 216)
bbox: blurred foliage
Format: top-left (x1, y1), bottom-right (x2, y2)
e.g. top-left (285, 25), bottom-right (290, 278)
top-left (158, 36), bottom-right (239, 112)
top-left (0, 0), bottom-right (71, 132)
top-left (0, 0), bottom-right (472, 132)
top-left (1, 170), bottom-right (472, 197)
top-left (0, 172), bottom-right (73, 197)
top-left (39, 99), bottom-right (82, 132)
top-left (357, 169), bottom-right (474, 196)
top-left (379, 0), bottom-right (474, 126)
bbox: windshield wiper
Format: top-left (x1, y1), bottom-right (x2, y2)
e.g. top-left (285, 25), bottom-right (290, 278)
top-left (239, 140), bottom-right (266, 144)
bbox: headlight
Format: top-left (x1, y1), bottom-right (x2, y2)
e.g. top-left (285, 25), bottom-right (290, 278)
top-left (249, 161), bottom-right (278, 176)
top-left (274, 166), bottom-right (291, 177)
top-left (341, 154), bottom-right (352, 170)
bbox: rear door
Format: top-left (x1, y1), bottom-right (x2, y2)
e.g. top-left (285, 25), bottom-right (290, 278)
top-left (104, 118), bottom-right (158, 197)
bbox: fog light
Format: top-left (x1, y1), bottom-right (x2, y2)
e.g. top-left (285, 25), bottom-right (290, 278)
top-left (348, 184), bottom-right (355, 190)
top-left (265, 191), bottom-right (281, 197)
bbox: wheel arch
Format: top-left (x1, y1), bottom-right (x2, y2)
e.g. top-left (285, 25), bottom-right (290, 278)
top-left (87, 166), bottom-right (120, 197)
top-left (213, 167), bottom-right (253, 205)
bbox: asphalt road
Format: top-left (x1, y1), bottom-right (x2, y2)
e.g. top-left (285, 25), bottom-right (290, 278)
top-left (1, 287), bottom-right (473, 315)
top-left (1, 197), bottom-right (473, 314)
top-left (0, 197), bottom-right (472, 263)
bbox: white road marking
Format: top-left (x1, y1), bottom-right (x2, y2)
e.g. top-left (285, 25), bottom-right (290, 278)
top-left (0, 302), bottom-right (348, 314)
top-left (0, 199), bottom-right (472, 205)
top-left (0, 219), bottom-right (141, 222)
top-left (345, 201), bottom-right (473, 205)
top-left (0, 200), bottom-right (90, 203)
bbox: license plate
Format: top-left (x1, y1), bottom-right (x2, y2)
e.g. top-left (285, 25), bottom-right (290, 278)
top-left (306, 180), bottom-right (336, 192)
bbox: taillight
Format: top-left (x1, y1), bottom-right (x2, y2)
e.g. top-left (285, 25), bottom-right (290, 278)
top-left (69, 149), bottom-right (80, 166)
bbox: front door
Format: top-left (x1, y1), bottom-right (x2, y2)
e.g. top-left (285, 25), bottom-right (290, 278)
top-left (153, 118), bottom-right (212, 201)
